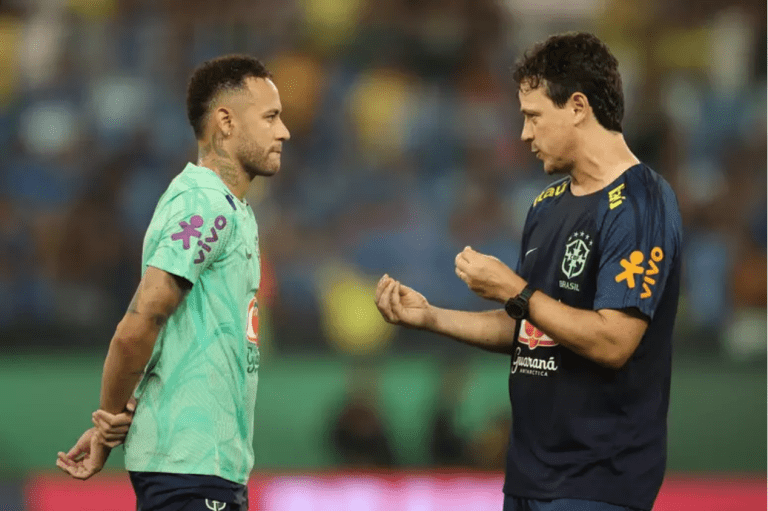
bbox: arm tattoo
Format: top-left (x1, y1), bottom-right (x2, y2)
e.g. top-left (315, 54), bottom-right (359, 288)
top-left (125, 274), bottom-right (191, 326)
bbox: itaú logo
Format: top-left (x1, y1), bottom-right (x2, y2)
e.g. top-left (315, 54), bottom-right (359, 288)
top-left (518, 319), bottom-right (557, 349)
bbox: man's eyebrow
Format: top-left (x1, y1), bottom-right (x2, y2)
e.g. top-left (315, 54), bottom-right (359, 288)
top-left (520, 108), bottom-right (538, 115)
top-left (263, 108), bottom-right (280, 116)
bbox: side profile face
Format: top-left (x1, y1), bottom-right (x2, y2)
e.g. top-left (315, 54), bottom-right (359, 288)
top-left (229, 76), bottom-right (290, 178)
top-left (518, 83), bottom-right (578, 175)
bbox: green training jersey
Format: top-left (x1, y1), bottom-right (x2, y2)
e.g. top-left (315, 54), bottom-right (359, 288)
top-left (124, 163), bottom-right (261, 485)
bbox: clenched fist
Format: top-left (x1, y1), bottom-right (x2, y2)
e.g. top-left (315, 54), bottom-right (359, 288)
top-left (454, 246), bottom-right (524, 302)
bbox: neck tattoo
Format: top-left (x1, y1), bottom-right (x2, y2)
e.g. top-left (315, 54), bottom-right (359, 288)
top-left (198, 131), bottom-right (246, 198)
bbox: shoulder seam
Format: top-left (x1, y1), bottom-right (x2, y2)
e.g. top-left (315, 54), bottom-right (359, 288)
top-left (166, 187), bottom-right (238, 216)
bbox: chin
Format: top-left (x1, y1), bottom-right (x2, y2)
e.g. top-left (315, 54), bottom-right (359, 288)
top-left (244, 162), bottom-right (280, 179)
top-left (261, 155), bottom-right (281, 176)
top-left (263, 160), bottom-right (281, 175)
top-left (543, 161), bottom-right (568, 176)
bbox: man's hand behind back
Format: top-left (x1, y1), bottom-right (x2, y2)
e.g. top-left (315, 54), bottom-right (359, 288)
top-left (92, 398), bottom-right (136, 448)
top-left (56, 427), bottom-right (112, 480)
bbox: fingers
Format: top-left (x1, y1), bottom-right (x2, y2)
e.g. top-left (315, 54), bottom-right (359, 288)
top-left (93, 409), bottom-right (132, 429)
top-left (93, 425), bottom-right (123, 448)
top-left (101, 438), bottom-right (123, 449)
top-left (91, 409), bottom-right (133, 446)
top-left (455, 246), bottom-right (499, 283)
top-left (391, 282), bottom-right (402, 314)
top-left (455, 247), bottom-right (471, 284)
top-left (455, 265), bottom-right (468, 284)
top-left (378, 280), bottom-right (398, 323)
top-left (56, 454), bottom-right (98, 480)
top-left (92, 416), bottom-right (129, 441)
top-left (65, 444), bottom-right (86, 461)
top-left (375, 274), bottom-right (391, 303)
top-left (56, 457), bottom-right (74, 475)
top-left (455, 251), bottom-right (468, 269)
top-left (455, 246), bottom-right (474, 273)
top-left (56, 457), bottom-right (84, 477)
top-left (57, 451), bottom-right (74, 468)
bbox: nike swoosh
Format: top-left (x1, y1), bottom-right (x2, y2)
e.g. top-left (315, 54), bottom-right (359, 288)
top-left (525, 247), bottom-right (538, 257)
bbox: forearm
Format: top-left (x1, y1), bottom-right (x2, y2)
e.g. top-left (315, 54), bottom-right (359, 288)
top-left (427, 306), bottom-right (517, 354)
top-left (528, 292), bottom-right (625, 368)
top-left (99, 316), bottom-right (159, 414)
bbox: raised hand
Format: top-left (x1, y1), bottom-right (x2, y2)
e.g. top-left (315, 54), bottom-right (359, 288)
top-left (374, 274), bottom-right (435, 329)
top-left (454, 246), bottom-right (524, 302)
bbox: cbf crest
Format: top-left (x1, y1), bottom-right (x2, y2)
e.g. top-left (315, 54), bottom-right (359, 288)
top-left (561, 231), bottom-right (593, 280)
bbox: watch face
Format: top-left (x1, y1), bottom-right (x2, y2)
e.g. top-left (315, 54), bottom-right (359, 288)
top-left (506, 301), bottom-right (525, 319)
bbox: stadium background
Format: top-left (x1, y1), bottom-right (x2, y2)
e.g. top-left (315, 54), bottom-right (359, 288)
top-left (0, 0), bottom-right (765, 509)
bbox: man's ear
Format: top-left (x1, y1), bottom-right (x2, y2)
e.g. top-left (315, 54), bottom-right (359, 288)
top-left (570, 92), bottom-right (590, 125)
top-left (212, 106), bottom-right (234, 136)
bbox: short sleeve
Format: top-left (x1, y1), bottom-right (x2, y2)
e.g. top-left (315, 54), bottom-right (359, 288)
top-left (593, 187), bottom-right (681, 319)
top-left (516, 203), bottom-right (535, 274)
top-left (145, 189), bottom-right (235, 284)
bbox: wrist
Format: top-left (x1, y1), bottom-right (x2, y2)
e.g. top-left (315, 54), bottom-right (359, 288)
top-left (501, 278), bottom-right (528, 302)
top-left (422, 305), bottom-right (439, 331)
top-left (91, 427), bottom-right (113, 447)
top-left (504, 284), bottom-right (536, 321)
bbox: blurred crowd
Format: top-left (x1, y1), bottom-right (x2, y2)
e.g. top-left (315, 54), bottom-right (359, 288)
top-left (328, 363), bottom-right (512, 470)
top-left (0, 0), bottom-right (765, 362)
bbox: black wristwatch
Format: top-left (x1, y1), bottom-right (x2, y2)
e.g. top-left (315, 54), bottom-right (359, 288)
top-left (504, 285), bottom-right (537, 320)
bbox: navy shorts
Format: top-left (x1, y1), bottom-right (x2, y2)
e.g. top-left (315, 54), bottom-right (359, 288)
top-left (129, 472), bottom-right (248, 511)
top-left (503, 496), bottom-right (646, 511)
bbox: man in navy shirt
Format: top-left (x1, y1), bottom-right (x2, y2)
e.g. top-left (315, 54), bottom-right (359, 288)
top-left (375, 32), bottom-right (681, 511)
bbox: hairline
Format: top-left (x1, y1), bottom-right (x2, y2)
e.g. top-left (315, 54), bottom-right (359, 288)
top-left (199, 76), bottom-right (273, 138)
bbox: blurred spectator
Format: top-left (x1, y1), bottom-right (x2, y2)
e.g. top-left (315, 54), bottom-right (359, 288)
top-left (329, 367), bottom-right (396, 467)
top-left (726, 202), bottom-right (767, 362)
top-left (468, 412), bottom-right (511, 471)
top-left (430, 363), bottom-right (470, 467)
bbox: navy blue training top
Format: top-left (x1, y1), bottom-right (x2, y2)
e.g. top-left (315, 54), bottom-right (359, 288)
top-left (504, 164), bottom-right (682, 510)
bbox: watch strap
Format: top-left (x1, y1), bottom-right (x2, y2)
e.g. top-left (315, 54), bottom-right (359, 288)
top-left (518, 285), bottom-right (536, 302)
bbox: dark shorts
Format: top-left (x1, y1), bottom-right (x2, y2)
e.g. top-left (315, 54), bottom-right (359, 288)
top-left (503, 495), bottom-right (646, 511)
top-left (129, 472), bottom-right (248, 511)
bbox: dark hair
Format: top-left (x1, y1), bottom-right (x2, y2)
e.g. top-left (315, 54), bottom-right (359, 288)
top-left (512, 32), bottom-right (624, 132)
top-left (186, 55), bottom-right (272, 140)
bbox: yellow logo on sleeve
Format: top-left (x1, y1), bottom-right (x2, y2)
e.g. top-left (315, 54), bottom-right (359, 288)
top-left (615, 247), bottom-right (664, 298)
top-left (608, 183), bottom-right (626, 209)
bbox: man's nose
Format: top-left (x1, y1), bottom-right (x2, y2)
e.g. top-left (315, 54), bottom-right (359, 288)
top-left (521, 124), bottom-right (533, 142)
top-left (277, 119), bottom-right (290, 141)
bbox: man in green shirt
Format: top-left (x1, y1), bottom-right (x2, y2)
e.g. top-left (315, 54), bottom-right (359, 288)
top-left (56, 55), bottom-right (290, 510)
